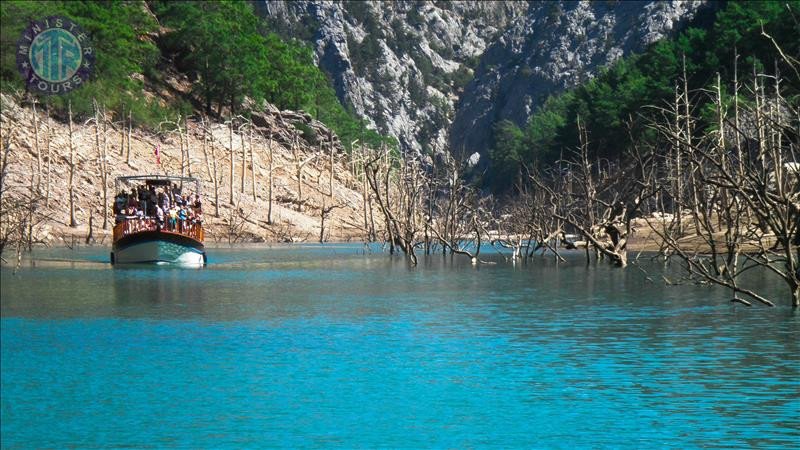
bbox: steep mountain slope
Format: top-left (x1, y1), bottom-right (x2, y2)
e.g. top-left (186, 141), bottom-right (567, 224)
top-left (259, 0), bottom-right (708, 159)
top-left (260, 0), bottom-right (527, 155)
top-left (450, 0), bottom-right (709, 162)
top-left (1, 92), bottom-right (372, 247)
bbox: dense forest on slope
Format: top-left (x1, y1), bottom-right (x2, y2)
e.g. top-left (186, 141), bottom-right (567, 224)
top-left (0, 0), bottom-right (391, 150)
top-left (487, 1), bottom-right (800, 192)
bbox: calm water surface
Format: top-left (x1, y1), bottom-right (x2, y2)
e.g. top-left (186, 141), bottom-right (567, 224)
top-left (1, 245), bottom-right (798, 448)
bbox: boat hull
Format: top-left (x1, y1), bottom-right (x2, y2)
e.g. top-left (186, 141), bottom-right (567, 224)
top-left (112, 231), bottom-right (206, 266)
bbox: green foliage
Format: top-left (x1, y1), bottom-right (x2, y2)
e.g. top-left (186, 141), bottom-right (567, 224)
top-left (348, 33), bottom-right (383, 78)
top-left (410, 48), bottom-right (449, 92)
top-left (407, 76), bottom-right (427, 106)
top-left (430, 40), bottom-right (455, 60)
top-left (389, 18), bottom-right (419, 56)
top-left (0, 0), bottom-right (170, 126)
top-left (487, 120), bottom-right (527, 192)
top-left (463, 54), bottom-right (481, 70)
top-left (546, 3), bottom-right (564, 24)
top-left (486, 0), bottom-right (800, 192)
top-left (154, 1), bottom-right (271, 113)
top-left (524, 92), bottom-right (575, 163)
top-left (0, 0), bottom-right (392, 150)
top-left (342, 0), bottom-right (384, 79)
top-left (407, 7), bottom-right (425, 29)
top-left (447, 65), bottom-right (474, 92)
top-left (267, 12), bottom-right (319, 43)
top-left (295, 122), bottom-right (318, 146)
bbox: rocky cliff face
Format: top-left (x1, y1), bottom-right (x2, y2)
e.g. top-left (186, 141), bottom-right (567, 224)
top-left (259, 0), bottom-right (707, 160)
top-left (450, 0), bottom-right (708, 162)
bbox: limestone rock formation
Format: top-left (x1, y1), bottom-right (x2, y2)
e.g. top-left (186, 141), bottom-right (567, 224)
top-left (259, 0), bottom-right (709, 159)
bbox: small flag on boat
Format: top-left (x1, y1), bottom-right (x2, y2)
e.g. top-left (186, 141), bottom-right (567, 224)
top-left (154, 143), bottom-right (161, 165)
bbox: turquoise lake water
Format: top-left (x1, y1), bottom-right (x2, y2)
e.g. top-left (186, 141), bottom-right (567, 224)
top-left (1, 245), bottom-right (798, 448)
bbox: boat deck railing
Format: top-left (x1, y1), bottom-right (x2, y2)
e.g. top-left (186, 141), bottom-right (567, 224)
top-left (113, 217), bottom-right (204, 243)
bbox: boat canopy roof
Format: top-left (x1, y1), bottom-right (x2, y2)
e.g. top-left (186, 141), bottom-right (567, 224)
top-left (115, 175), bottom-right (200, 191)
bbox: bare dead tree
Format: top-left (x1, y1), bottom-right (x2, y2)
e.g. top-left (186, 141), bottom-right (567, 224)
top-left (0, 126), bottom-right (46, 260)
top-left (292, 134), bottom-right (316, 210)
top-left (175, 114), bottom-right (186, 177)
top-left (184, 114), bottom-right (192, 178)
top-left (92, 99), bottom-right (110, 230)
top-left (228, 115), bottom-right (235, 205)
top-left (85, 210), bottom-right (94, 244)
top-left (225, 199), bottom-right (254, 245)
top-left (44, 104), bottom-right (52, 207)
top-left (249, 121), bottom-right (256, 201)
top-left (30, 96), bottom-right (42, 193)
top-left (364, 146), bottom-right (422, 264)
top-left (352, 140), bottom-right (376, 241)
top-left (319, 199), bottom-right (344, 243)
top-left (490, 188), bottom-right (537, 262)
top-left (67, 101), bottom-right (77, 228)
top-left (199, 116), bottom-right (221, 218)
top-left (267, 130), bottom-right (275, 224)
top-left (527, 117), bottom-right (659, 268)
top-left (645, 53), bottom-right (799, 307)
top-left (0, 128), bottom-right (15, 256)
top-left (426, 152), bottom-right (492, 263)
top-left (238, 117), bottom-right (248, 194)
top-left (361, 145), bottom-right (494, 265)
top-left (119, 103), bottom-right (125, 157)
top-left (126, 108), bottom-right (132, 165)
top-left (328, 129), bottom-right (335, 197)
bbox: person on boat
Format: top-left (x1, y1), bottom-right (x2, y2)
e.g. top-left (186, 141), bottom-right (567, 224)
top-left (114, 191), bottom-right (127, 214)
top-left (171, 184), bottom-right (182, 204)
top-left (122, 204), bottom-right (133, 231)
top-left (168, 206), bottom-right (178, 231)
top-left (148, 186), bottom-right (158, 217)
top-left (113, 191), bottom-right (127, 224)
top-left (127, 192), bottom-right (139, 211)
top-left (178, 206), bottom-right (187, 233)
top-left (155, 205), bottom-right (165, 231)
top-left (185, 207), bottom-right (195, 234)
top-left (193, 194), bottom-right (202, 211)
top-left (137, 187), bottom-right (147, 217)
top-left (163, 190), bottom-right (172, 212)
top-left (135, 205), bottom-right (146, 232)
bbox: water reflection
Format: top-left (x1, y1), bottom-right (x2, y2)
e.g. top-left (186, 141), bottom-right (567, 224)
top-left (112, 265), bottom-right (211, 317)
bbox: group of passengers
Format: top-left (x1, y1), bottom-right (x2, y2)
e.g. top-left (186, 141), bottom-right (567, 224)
top-left (114, 184), bottom-right (203, 233)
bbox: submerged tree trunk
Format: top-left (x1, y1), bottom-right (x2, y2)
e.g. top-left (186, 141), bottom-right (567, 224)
top-left (240, 121), bottom-right (246, 194)
top-left (329, 130), bottom-right (334, 197)
top-left (249, 124), bottom-right (256, 201)
top-left (30, 97), bottom-right (42, 193)
top-left (228, 116), bottom-right (234, 205)
top-left (184, 115), bottom-right (192, 178)
top-left (101, 103), bottom-right (109, 230)
top-left (267, 133), bottom-right (274, 224)
top-left (68, 101), bottom-right (77, 228)
top-left (44, 106), bottom-right (51, 207)
top-left (126, 110), bottom-right (132, 165)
